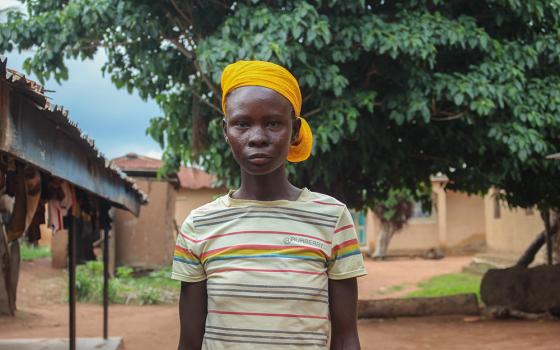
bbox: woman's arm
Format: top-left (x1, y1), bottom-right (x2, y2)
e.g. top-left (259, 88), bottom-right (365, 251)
top-left (178, 280), bottom-right (207, 350)
top-left (329, 277), bottom-right (360, 350)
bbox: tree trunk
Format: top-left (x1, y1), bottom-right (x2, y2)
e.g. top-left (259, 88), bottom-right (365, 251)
top-left (515, 223), bottom-right (558, 268)
top-left (358, 294), bottom-right (479, 318)
top-left (372, 222), bottom-right (394, 259)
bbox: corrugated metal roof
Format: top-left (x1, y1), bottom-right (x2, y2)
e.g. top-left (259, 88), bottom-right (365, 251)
top-left (0, 58), bottom-right (147, 213)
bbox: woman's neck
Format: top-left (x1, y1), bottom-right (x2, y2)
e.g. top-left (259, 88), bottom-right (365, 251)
top-left (233, 165), bottom-right (301, 201)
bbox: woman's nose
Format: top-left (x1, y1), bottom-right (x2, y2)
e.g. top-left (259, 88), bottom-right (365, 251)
top-left (248, 127), bottom-right (269, 147)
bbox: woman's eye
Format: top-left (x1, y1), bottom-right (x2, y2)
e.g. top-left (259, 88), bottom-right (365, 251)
top-left (268, 121), bottom-right (280, 128)
top-left (235, 121), bottom-right (249, 128)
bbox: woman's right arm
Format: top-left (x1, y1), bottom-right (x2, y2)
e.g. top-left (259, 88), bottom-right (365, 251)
top-left (178, 280), bottom-right (207, 350)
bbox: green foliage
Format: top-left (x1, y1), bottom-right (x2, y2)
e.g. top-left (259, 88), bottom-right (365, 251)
top-left (20, 243), bottom-right (51, 261)
top-left (72, 261), bottom-right (178, 304)
top-left (3, 1), bottom-right (560, 211)
top-left (406, 272), bottom-right (482, 302)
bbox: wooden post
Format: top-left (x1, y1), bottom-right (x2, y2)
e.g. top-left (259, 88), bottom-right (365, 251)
top-left (103, 226), bottom-right (109, 340)
top-left (68, 215), bottom-right (77, 350)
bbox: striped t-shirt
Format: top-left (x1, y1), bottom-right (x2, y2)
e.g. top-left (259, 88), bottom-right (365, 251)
top-left (171, 188), bottom-right (367, 349)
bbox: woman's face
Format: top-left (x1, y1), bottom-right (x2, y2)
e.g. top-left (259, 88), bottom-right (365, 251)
top-left (223, 86), bottom-right (300, 176)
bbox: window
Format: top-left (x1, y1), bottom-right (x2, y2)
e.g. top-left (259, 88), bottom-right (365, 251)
top-left (411, 201), bottom-right (432, 218)
top-left (349, 209), bottom-right (368, 247)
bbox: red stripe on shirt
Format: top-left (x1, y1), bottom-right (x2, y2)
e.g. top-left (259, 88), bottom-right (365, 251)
top-left (181, 230), bottom-right (331, 244)
top-left (208, 267), bottom-right (325, 276)
top-left (313, 200), bottom-right (344, 207)
top-left (200, 244), bottom-right (327, 259)
top-left (208, 310), bottom-right (329, 320)
top-left (332, 238), bottom-right (359, 252)
top-left (334, 224), bottom-right (354, 233)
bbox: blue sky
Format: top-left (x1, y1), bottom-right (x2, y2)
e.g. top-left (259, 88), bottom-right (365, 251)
top-left (1, 1), bottom-right (163, 159)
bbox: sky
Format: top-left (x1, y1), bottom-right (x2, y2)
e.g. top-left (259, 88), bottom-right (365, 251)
top-left (0, 0), bottom-right (163, 160)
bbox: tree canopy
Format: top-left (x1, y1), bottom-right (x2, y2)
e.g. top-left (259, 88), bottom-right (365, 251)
top-left (2, 0), bottom-right (560, 211)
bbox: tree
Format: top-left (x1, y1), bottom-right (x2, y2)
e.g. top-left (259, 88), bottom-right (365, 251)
top-left (2, 0), bottom-right (560, 223)
top-left (371, 188), bottom-right (415, 259)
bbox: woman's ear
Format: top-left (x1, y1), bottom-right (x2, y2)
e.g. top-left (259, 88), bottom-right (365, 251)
top-left (291, 117), bottom-right (302, 145)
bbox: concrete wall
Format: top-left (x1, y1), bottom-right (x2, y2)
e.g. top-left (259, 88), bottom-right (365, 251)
top-left (113, 179), bottom-right (177, 269)
top-left (174, 188), bottom-right (226, 227)
top-left (446, 192), bottom-right (486, 247)
top-left (366, 189), bottom-right (487, 255)
top-left (484, 192), bottom-right (544, 258)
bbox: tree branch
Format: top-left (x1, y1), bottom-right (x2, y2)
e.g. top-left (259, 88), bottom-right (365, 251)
top-left (170, 0), bottom-right (193, 25)
top-left (303, 107), bottom-right (322, 118)
top-left (431, 111), bottom-right (467, 121)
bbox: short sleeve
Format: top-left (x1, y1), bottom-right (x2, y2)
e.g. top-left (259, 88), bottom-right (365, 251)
top-left (171, 215), bottom-right (207, 283)
top-left (327, 207), bottom-right (367, 280)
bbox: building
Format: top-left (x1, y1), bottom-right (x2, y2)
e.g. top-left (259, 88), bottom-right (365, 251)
top-left (364, 176), bottom-right (487, 255)
top-left (111, 153), bottom-right (225, 269)
top-left (363, 179), bottom-right (545, 264)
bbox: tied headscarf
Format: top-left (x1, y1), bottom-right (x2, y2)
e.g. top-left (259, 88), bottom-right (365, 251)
top-left (221, 60), bottom-right (312, 163)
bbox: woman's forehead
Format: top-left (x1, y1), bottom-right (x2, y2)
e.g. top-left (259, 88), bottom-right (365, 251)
top-left (226, 86), bottom-right (293, 113)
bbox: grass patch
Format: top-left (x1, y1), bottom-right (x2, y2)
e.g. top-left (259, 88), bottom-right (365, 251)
top-left (378, 284), bottom-right (405, 295)
top-left (73, 261), bottom-right (179, 305)
top-left (406, 273), bottom-right (482, 301)
top-left (20, 243), bottom-right (51, 261)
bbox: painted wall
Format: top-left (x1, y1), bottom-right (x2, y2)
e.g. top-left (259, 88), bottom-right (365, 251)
top-left (174, 188), bottom-right (227, 227)
top-left (484, 192), bottom-right (544, 258)
top-left (113, 179), bottom-right (176, 269)
top-left (446, 192), bottom-right (486, 247)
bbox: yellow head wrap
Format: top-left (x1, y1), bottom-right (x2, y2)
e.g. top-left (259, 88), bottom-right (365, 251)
top-left (221, 60), bottom-right (312, 163)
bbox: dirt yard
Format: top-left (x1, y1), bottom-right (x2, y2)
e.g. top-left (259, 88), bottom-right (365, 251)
top-left (0, 257), bottom-right (558, 350)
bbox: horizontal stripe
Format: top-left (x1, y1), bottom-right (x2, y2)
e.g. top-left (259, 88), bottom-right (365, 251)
top-left (195, 209), bottom-right (337, 225)
top-left (205, 254), bottom-right (325, 264)
top-left (207, 282), bottom-right (327, 292)
top-left (206, 325), bottom-right (327, 337)
top-left (174, 245), bottom-right (199, 262)
top-left (196, 214), bottom-right (336, 228)
top-left (194, 206), bottom-right (337, 222)
top-left (173, 257), bottom-right (200, 265)
top-left (207, 288), bottom-right (328, 299)
top-left (335, 250), bottom-right (362, 260)
top-left (207, 293), bottom-right (329, 304)
top-left (205, 330), bottom-right (326, 341)
top-left (208, 310), bottom-right (329, 320)
top-left (332, 238), bottom-right (359, 253)
top-left (208, 267), bottom-right (325, 276)
top-left (334, 224), bottom-right (354, 233)
top-left (200, 244), bottom-right (328, 263)
top-left (204, 336), bottom-right (325, 346)
top-left (201, 244), bottom-right (326, 259)
top-left (181, 230), bottom-right (331, 245)
top-left (313, 200), bottom-right (344, 207)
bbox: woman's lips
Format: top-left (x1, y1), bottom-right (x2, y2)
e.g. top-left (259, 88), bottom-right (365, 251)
top-left (247, 154), bottom-right (272, 165)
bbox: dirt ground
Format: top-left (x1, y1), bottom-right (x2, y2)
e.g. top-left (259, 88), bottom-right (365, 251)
top-left (1, 257), bottom-right (558, 350)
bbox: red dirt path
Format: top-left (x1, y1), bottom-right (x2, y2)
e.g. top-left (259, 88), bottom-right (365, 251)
top-left (0, 257), bottom-right (558, 350)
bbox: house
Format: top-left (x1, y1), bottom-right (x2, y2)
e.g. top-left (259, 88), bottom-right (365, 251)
top-left (363, 178), bottom-right (546, 265)
top-left (111, 153), bottom-right (225, 269)
top-left (363, 176), bottom-right (487, 255)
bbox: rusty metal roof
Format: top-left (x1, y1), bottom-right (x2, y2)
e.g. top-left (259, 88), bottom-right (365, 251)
top-left (112, 153), bottom-right (218, 190)
top-left (0, 58), bottom-right (147, 215)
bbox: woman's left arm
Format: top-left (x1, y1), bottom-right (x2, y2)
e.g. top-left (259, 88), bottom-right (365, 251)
top-left (329, 277), bottom-right (361, 350)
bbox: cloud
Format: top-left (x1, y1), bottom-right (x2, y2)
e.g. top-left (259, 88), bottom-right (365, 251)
top-left (4, 50), bottom-right (163, 162)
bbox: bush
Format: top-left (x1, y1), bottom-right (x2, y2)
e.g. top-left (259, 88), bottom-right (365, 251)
top-left (70, 262), bottom-right (178, 305)
top-left (20, 243), bottom-right (51, 261)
